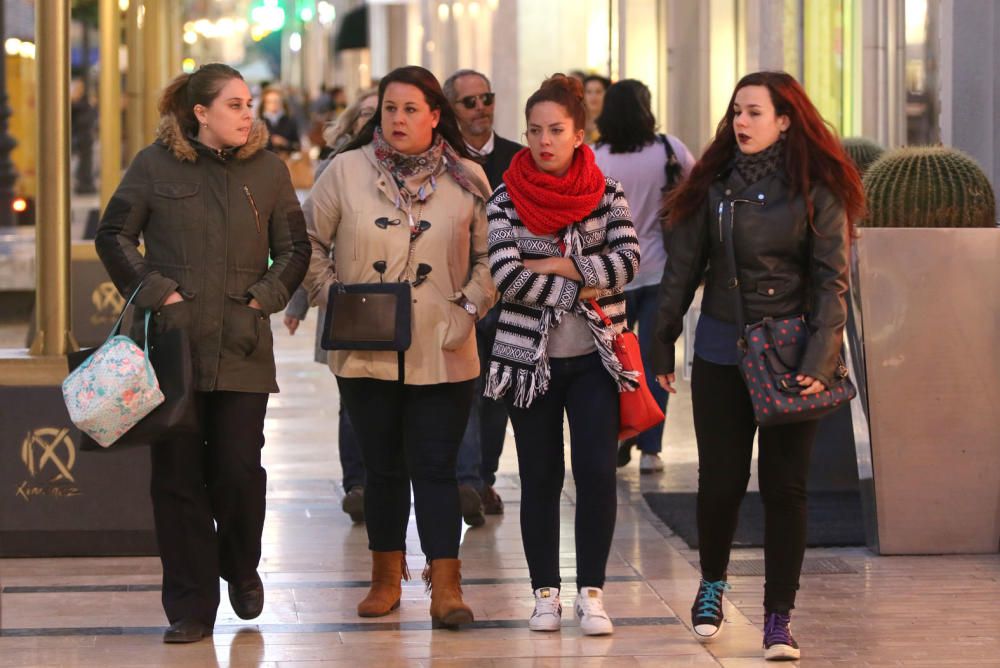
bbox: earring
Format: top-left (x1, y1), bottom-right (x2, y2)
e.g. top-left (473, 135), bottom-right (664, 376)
top-left (201, 123), bottom-right (208, 128)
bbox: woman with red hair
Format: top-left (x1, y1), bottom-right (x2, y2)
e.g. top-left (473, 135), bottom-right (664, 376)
top-left (651, 71), bottom-right (864, 661)
top-left (485, 74), bottom-right (640, 636)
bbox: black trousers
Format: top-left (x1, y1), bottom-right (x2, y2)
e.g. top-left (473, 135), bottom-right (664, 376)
top-left (337, 376), bottom-right (475, 560)
top-left (338, 400), bottom-right (366, 492)
top-left (151, 390), bottom-right (269, 627)
top-left (690, 355), bottom-right (818, 613)
top-left (505, 353), bottom-right (619, 591)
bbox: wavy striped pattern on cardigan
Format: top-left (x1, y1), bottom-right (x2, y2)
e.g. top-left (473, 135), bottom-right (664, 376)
top-left (484, 177), bottom-right (642, 407)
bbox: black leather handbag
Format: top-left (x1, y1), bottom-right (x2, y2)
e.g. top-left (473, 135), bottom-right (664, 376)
top-left (721, 199), bottom-right (856, 426)
top-left (320, 281), bottom-right (412, 351)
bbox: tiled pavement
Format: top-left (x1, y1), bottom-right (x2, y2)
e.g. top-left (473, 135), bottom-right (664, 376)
top-left (1, 322), bottom-right (998, 667)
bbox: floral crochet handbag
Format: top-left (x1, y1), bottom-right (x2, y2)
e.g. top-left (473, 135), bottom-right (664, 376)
top-left (62, 282), bottom-right (165, 447)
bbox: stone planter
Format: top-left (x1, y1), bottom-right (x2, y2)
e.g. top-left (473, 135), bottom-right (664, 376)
top-left (847, 228), bottom-right (1000, 554)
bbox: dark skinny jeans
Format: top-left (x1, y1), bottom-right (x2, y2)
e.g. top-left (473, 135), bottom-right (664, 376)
top-left (505, 352), bottom-right (619, 592)
top-left (336, 376), bottom-right (474, 560)
top-left (691, 355), bottom-right (818, 613)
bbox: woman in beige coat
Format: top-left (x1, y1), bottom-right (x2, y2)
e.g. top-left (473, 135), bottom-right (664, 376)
top-left (303, 66), bottom-right (495, 629)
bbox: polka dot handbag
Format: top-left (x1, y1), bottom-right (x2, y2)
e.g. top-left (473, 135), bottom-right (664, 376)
top-left (739, 315), bottom-right (856, 426)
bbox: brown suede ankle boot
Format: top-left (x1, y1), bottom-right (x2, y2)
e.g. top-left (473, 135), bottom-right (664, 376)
top-left (357, 551), bottom-right (409, 618)
top-left (425, 558), bottom-right (474, 628)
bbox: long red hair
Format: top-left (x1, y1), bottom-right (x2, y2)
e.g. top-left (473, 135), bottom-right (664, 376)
top-left (666, 72), bottom-right (865, 237)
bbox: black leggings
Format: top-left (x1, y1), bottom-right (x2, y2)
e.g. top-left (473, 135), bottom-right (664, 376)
top-left (505, 353), bottom-right (619, 591)
top-left (337, 376), bottom-right (475, 561)
top-left (691, 355), bottom-right (818, 613)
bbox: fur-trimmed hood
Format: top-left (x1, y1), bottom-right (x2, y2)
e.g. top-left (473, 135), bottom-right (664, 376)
top-left (155, 114), bottom-right (270, 163)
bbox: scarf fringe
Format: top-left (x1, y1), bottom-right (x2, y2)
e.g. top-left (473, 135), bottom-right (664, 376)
top-left (484, 360), bottom-right (512, 400)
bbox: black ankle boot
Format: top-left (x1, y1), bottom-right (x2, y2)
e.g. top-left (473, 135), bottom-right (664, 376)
top-left (228, 572), bottom-right (264, 620)
top-left (163, 619), bottom-right (213, 643)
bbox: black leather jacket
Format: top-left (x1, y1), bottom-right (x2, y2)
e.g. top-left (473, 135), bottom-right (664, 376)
top-left (652, 168), bottom-right (849, 387)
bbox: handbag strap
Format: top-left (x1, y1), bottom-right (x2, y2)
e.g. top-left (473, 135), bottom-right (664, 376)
top-left (657, 134), bottom-right (679, 195)
top-left (103, 280), bottom-right (145, 345)
top-left (554, 237), bottom-right (611, 327)
top-left (588, 298), bottom-right (612, 327)
top-left (141, 310), bottom-right (157, 383)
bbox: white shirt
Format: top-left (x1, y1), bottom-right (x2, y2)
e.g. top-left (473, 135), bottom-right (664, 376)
top-left (593, 135), bottom-right (696, 290)
top-left (464, 132), bottom-right (495, 158)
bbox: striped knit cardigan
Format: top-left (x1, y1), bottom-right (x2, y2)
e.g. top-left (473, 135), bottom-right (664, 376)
top-left (484, 177), bottom-right (642, 407)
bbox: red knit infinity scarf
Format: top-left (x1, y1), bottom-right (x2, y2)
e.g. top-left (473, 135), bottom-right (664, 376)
top-left (503, 145), bottom-right (606, 236)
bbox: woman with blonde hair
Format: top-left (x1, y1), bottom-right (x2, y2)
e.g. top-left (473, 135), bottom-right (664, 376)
top-left (317, 87), bottom-right (379, 163)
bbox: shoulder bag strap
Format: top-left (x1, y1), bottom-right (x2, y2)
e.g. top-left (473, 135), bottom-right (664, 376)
top-left (558, 236), bottom-right (615, 330)
top-left (658, 134), bottom-right (679, 195)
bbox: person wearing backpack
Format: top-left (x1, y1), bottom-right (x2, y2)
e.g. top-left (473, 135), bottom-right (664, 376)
top-left (592, 79), bottom-right (695, 473)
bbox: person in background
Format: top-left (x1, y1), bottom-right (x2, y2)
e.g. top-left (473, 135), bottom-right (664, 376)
top-left (485, 74), bottom-right (640, 636)
top-left (316, 88), bottom-right (379, 164)
top-left (95, 63), bottom-right (310, 643)
top-left (592, 79), bottom-right (696, 474)
top-left (260, 86), bottom-right (301, 155)
top-left (283, 86), bottom-right (381, 524)
top-left (652, 71), bottom-right (863, 660)
top-left (303, 65), bottom-right (495, 629)
top-left (582, 75), bottom-right (610, 144)
top-left (443, 68), bottom-right (522, 526)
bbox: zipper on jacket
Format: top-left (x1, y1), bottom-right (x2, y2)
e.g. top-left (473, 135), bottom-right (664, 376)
top-left (242, 185), bottom-right (261, 234)
top-left (719, 195), bottom-right (766, 242)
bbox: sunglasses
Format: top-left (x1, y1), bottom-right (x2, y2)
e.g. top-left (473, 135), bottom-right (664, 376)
top-left (458, 93), bottom-right (495, 109)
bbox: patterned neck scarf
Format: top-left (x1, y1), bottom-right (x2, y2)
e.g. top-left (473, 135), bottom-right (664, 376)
top-left (371, 126), bottom-right (488, 229)
top-left (733, 137), bottom-right (786, 186)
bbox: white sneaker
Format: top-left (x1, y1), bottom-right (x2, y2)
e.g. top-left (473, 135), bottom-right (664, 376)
top-left (574, 587), bottom-right (614, 636)
top-left (529, 587), bottom-right (562, 632)
top-left (639, 453), bottom-right (664, 473)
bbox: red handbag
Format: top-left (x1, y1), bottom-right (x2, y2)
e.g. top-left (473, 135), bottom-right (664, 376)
top-left (588, 299), bottom-right (665, 440)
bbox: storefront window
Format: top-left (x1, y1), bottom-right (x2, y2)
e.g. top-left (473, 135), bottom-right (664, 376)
top-left (904, 0), bottom-right (940, 144)
top-left (783, 0), bottom-right (858, 137)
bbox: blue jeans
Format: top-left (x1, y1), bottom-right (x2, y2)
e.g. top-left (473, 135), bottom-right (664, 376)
top-left (505, 352), bottom-right (619, 590)
top-left (456, 305), bottom-right (509, 489)
top-left (624, 285), bottom-right (670, 454)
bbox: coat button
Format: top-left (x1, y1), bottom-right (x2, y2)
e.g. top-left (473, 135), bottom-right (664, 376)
top-left (768, 288), bottom-right (775, 295)
top-left (724, 189), bottom-right (732, 196)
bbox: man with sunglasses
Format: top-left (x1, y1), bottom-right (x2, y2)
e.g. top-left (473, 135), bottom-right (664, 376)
top-left (442, 69), bottom-right (522, 526)
top-left (444, 70), bottom-right (522, 192)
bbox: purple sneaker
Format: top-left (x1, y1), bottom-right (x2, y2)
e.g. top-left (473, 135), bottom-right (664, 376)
top-left (763, 611), bottom-right (801, 661)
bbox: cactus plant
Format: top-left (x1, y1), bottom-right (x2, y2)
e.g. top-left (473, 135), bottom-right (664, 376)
top-left (841, 137), bottom-right (885, 176)
top-left (862, 146), bottom-right (996, 228)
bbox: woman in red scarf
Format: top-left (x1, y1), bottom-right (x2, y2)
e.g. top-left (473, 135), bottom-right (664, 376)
top-left (484, 75), bottom-right (641, 636)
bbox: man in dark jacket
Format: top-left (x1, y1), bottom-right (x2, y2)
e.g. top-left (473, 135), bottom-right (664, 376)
top-left (443, 69), bottom-right (521, 525)
top-left (444, 69), bottom-right (521, 190)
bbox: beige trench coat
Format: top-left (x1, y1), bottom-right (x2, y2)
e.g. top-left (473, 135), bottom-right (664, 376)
top-left (303, 143), bottom-right (497, 385)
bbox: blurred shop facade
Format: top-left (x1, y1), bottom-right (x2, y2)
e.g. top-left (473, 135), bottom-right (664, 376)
top-left (363, 0), bottom-right (997, 188)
